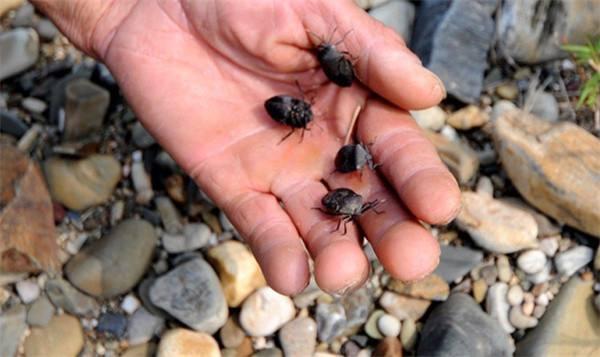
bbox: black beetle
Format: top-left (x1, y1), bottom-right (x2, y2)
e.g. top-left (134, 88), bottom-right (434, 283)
top-left (264, 95), bottom-right (313, 143)
top-left (310, 30), bottom-right (355, 87)
top-left (334, 143), bottom-right (379, 173)
top-left (317, 188), bottom-right (382, 234)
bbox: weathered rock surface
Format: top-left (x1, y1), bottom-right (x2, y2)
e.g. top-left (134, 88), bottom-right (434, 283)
top-left (240, 287), bottom-right (295, 337)
top-left (411, 0), bottom-right (497, 102)
top-left (447, 105), bottom-right (489, 130)
top-left (386, 274), bottom-right (449, 301)
top-left (162, 223), bottom-right (212, 253)
top-left (411, 106), bottom-right (447, 131)
top-left (369, 0), bottom-right (415, 42)
top-left (63, 78), bottom-right (110, 141)
top-left (316, 303), bottom-right (346, 342)
top-left (0, 304), bottom-right (27, 357)
top-left (0, 0), bottom-right (23, 17)
top-left (27, 295), bottom-right (55, 326)
top-left (554, 246), bottom-right (594, 277)
top-left (516, 277), bottom-right (600, 356)
top-left (494, 110), bottom-right (600, 237)
top-left (424, 130), bottom-right (479, 184)
top-left (418, 293), bottom-right (514, 356)
top-left (486, 282), bottom-right (514, 333)
top-left (65, 219), bottom-right (157, 298)
top-left (434, 244), bottom-right (484, 282)
top-left (207, 240), bottom-right (266, 307)
top-left (497, 0), bottom-right (600, 63)
top-left (0, 28), bottom-right (39, 81)
top-left (456, 191), bottom-right (539, 253)
top-left (157, 329), bottom-right (220, 357)
top-left (44, 155), bottom-right (121, 211)
top-left (149, 258), bottom-right (228, 334)
top-left (279, 317), bottom-right (317, 357)
top-left (127, 307), bottom-right (165, 346)
top-left (24, 314), bottom-right (84, 357)
top-left (0, 144), bottom-right (60, 272)
top-left (379, 292), bottom-right (431, 321)
top-left (45, 277), bottom-right (99, 316)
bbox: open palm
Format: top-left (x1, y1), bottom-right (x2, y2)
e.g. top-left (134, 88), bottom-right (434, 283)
top-left (84, 0), bottom-right (461, 295)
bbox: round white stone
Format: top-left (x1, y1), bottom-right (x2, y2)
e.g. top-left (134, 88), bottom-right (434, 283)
top-left (517, 250), bottom-right (547, 274)
top-left (377, 314), bottom-right (401, 337)
top-left (16, 280), bottom-right (40, 304)
top-left (121, 293), bottom-right (141, 314)
top-left (506, 285), bottom-right (524, 306)
top-left (240, 287), bottom-right (295, 337)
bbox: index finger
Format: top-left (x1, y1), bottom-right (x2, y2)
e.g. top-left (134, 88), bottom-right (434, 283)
top-left (301, 0), bottom-right (446, 109)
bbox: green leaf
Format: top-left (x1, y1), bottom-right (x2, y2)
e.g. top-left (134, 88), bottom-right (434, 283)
top-left (577, 72), bottom-right (600, 109)
top-left (562, 44), bottom-right (592, 61)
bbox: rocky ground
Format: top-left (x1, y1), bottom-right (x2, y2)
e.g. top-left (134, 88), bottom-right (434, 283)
top-left (1, 0), bottom-right (600, 357)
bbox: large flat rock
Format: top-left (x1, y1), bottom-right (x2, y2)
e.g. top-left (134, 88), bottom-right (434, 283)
top-left (493, 110), bottom-right (600, 237)
top-left (516, 277), bottom-right (600, 356)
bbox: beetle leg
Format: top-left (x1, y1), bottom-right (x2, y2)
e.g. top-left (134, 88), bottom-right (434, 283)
top-left (334, 219), bottom-right (343, 233)
top-left (362, 199), bottom-right (383, 215)
top-left (299, 128), bottom-right (306, 143)
top-left (278, 128), bottom-right (295, 144)
top-left (312, 207), bottom-right (328, 215)
top-left (342, 216), bottom-right (355, 235)
top-left (369, 159), bottom-right (382, 170)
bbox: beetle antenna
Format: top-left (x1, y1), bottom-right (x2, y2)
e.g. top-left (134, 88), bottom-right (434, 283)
top-left (294, 80), bottom-right (306, 100)
top-left (334, 29), bottom-right (353, 46)
top-left (327, 26), bottom-right (338, 44)
top-left (306, 30), bottom-right (325, 45)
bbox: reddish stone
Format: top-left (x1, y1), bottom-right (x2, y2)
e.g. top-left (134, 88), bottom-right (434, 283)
top-left (0, 144), bottom-right (60, 272)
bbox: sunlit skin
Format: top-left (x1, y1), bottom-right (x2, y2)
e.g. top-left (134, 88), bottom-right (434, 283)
top-left (36, 0), bottom-right (461, 295)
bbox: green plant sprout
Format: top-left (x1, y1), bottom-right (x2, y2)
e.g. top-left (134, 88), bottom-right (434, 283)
top-left (562, 38), bottom-right (600, 130)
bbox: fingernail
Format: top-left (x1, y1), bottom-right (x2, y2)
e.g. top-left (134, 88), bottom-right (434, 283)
top-left (431, 72), bottom-right (447, 99)
top-left (404, 255), bottom-right (440, 283)
top-left (331, 265), bottom-right (371, 297)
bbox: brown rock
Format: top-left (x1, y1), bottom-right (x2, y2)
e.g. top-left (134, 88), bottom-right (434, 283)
top-left (157, 329), bottom-right (220, 357)
top-left (165, 174), bottom-right (186, 203)
top-left (122, 343), bottom-right (156, 357)
top-left (236, 337), bottom-right (254, 357)
top-left (219, 316), bottom-right (245, 349)
top-left (379, 292), bottom-right (431, 321)
top-left (386, 274), bottom-right (449, 301)
top-left (424, 130), bottom-right (479, 184)
top-left (24, 314), bottom-right (84, 357)
top-left (472, 278), bottom-right (488, 303)
top-left (447, 105), bottom-right (489, 130)
top-left (207, 241), bottom-right (266, 307)
top-left (494, 110), bottom-right (600, 236)
top-left (500, 198), bottom-right (561, 238)
top-left (43, 155), bottom-right (121, 211)
top-left (374, 337), bottom-right (403, 357)
top-left (0, 0), bottom-right (23, 17)
top-left (0, 144), bottom-right (59, 273)
top-left (456, 191), bottom-right (538, 253)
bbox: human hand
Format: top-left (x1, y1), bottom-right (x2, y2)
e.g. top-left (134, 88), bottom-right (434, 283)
top-left (37, 0), bottom-right (460, 295)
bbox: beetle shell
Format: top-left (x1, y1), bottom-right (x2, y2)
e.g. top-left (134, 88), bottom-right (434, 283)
top-left (335, 144), bottom-right (372, 173)
top-left (316, 44), bottom-right (354, 87)
top-left (321, 188), bottom-right (364, 216)
top-left (264, 95), bottom-right (313, 128)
